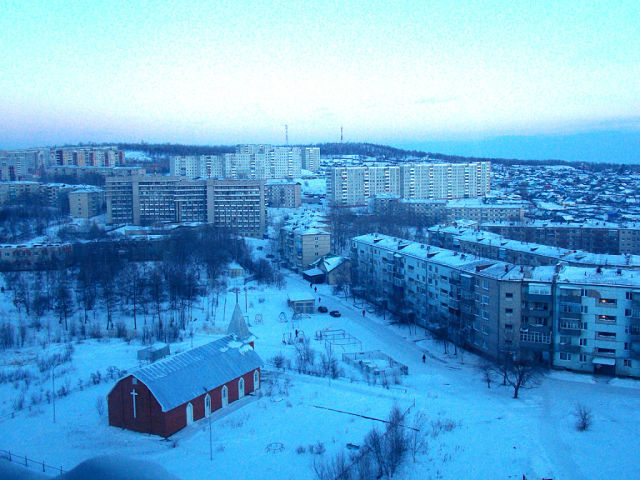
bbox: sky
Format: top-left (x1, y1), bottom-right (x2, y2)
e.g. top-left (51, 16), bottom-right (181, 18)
top-left (1, 1), bottom-right (639, 161)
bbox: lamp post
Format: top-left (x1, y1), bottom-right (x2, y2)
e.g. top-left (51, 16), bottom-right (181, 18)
top-left (203, 387), bottom-right (212, 461)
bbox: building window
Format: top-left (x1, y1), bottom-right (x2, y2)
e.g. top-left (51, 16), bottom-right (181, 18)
top-left (579, 354), bottom-right (587, 362)
top-left (624, 359), bottom-right (632, 367)
top-left (559, 352), bottom-right (571, 361)
top-left (505, 308), bottom-right (513, 314)
top-left (580, 338), bottom-right (587, 346)
top-left (505, 292), bottom-right (513, 298)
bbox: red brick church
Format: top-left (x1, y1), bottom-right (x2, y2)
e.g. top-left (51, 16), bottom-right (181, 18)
top-left (108, 304), bottom-right (262, 437)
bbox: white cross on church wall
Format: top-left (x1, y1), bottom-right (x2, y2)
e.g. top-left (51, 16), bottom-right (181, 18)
top-left (130, 389), bottom-right (138, 418)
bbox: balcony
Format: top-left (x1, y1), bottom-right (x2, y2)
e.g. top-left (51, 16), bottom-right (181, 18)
top-left (523, 293), bottom-right (552, 303)
top-left (557, 343), bottom-right (581, 353)
top-left (558, 294), bottom-right (581, 304)
top-left (558, 324), bottom-right (582, 336)
top-left (595, 333), bottom-right (617, 342)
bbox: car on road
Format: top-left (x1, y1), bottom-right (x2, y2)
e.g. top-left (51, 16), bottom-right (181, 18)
top-left (329, 310), bottom-right (341, 317)
top-left (318, 306), bottom-right (328, 313)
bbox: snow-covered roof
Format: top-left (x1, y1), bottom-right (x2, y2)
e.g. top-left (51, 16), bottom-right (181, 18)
top-left (288, 292), bottom-right (315, 302)
top-left (226, 303), bottom-right (253, 340)
top-left (125, 335), bottom-right (262, 412)
top-left (310, 254), bottom-right (347, 273)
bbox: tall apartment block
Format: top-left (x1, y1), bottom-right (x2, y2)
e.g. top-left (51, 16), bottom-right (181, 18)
top-left (106, 176), bottom-right (266, 237)
top-left (170, 155), bottom-right (224, 179)
top-left (302, 147), bottom-right (320, 172)
top-left (205, 180), bottom-right (266, 237)
top-left (327, 162), bottom-right (491, 206)
top-left (327, 166), bottom-right (400, 206)
top-left (351, 233), bottom-right (640, 377)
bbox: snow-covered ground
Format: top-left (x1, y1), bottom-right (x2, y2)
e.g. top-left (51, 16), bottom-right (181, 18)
top-left (1, 259), bottom-right (640, 479)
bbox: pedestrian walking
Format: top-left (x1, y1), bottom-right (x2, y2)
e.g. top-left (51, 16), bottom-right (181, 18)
top-left (422, 354), bottom-right (426, 363)
top-left (362, 309), bottom-right (366, 317)
top-left (314, 286), bottom-right (317, 293)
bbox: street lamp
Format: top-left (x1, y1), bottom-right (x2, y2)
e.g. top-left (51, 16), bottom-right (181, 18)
top-left (203, 386), bottom-right (212, 461)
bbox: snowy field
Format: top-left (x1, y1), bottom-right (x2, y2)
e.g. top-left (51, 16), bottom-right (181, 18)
top-left (1, 256), bottom-right (640, 479)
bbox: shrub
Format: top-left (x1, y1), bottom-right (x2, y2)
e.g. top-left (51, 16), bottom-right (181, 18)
top-left (574, 403), bottom-right (593, 431)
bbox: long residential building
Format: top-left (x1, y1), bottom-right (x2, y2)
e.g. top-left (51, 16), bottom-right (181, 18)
top-left (327, 162), bottom-right (491, 206)
top-left (428, 224), bottom-right (640, 269)
top-left (50, 146), bottom-right (124, 167)
top-left (0, 149), bottom-right (50, 180)
top-left (480, 221), bottom-right (640, 255)
top-left (351, 233), bottom-right (640, 377)
top-left (374, 197), bottom-right (526, 223)
top-left (106, 176), bottom-right (266, 237)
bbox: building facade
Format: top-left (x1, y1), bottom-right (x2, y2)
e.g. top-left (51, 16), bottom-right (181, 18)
top-left (351, 233), bottom-right (640, 377)
top-left (280, 225), bottom-right (331, 272)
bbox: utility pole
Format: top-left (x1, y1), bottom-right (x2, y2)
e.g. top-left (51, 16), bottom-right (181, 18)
top-left (340, 126), bottom-right (343, 143)
top-left (52, 365), bottom-right (56, 424)
top-left (284, 124), bottom-right (289, 145)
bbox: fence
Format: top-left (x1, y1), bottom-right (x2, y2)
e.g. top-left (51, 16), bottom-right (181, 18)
top-left (0, 449), bottom-right (65, 476)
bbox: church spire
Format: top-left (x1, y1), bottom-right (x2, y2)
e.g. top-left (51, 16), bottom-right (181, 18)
top-left (227, 301), bottom-right (252, 341)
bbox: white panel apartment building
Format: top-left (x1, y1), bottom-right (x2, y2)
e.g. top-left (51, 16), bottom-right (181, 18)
top-left (327, 166), bottom-right (400, 206)
top-left (170, 155), bottom-right (225, 179)
top-left (328, 162), bottom-right (490, 206)
top-left (399, 162), bottom-right (491, 200)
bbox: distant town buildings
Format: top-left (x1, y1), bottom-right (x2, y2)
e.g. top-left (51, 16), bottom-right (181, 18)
top-left (351, 232), bottom-right (640, 377)
top-left (51, 146), bottom-right (124, 167)
top-left (0, 148), bottom-right (49, 180)
top-left (327, 162), bottom-right (491, 206)
top-left (106, 176), bottom-right (266, 237)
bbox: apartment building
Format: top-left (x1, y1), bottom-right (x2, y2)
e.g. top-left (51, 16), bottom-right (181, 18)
top-left (351, 233), bottom-right (640, 377)
top-left (327, 165), bottom-right (400, 206)
top-left (374, 197), bottom-right (525, 223)
top-left (428, 224), bottom-right (640, 270)
top-left (480, 221), bottom-right (640, 255)
top-left (279, 224), bottom-right (331, 272)
top-left (302, 147), bottom-right (320, 172)
top-left (327, 162), bottom-right (491, 206)
top-left (170, 155), bottom-right (224, 179)
top-left (399, 162), bottom-right (491, 200)
top-left (51, 146), bottom-right (124, 167)
top-left (0, 149), bottom-right (50, 180)
top-left (266, 180), bottom-right (301, 208)
top-left (553, 268), bottom-right (640, 377)
top-left (47, 165), bottom-right (146, 182)
top-left (106, 176), bottom-right (266, 237)
top-left (69, 188), bottom-right (105, 218)
top-left (206, 180), bottom-right (266, 237)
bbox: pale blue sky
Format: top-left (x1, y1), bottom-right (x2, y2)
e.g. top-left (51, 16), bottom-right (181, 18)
top-left (1, 1), bottom-right (639, 159)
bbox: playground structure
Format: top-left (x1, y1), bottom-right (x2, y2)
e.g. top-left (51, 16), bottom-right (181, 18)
top-left (315, 329), bottom-right (362, 353)
top-left (342, 350), bottom-right (408, 377)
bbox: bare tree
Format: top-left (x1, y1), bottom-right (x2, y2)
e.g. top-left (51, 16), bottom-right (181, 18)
top-left (478, 362), bottom-right (494, 389)
top-left (408, 412), bottom-right (428, 462)
top-left (505, 360), bottom-right (540, 399)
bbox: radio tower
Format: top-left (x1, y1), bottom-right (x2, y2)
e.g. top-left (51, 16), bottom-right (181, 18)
top-left (340, 126), bottom-right (343, 143)
top-left (284, 124), bottom-right (289, 145)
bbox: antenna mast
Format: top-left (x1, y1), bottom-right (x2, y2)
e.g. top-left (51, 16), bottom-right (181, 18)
top-left (284, 124), bottom-right (289, 145)
top-left (340, 126), bottom-right (343, 143)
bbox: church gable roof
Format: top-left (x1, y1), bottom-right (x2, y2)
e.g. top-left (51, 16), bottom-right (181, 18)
top-left (127, 335), bottom-right (262, 412)
top-left (226, 303), bottom-right (252, 340)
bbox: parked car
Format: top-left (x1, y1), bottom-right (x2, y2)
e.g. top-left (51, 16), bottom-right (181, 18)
top-left (318, 306), bottom-right (328, 313)
top-left (329, 310), bottom-right (341, 317)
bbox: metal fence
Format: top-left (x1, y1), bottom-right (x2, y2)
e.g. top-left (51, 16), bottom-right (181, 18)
top-left (0, 449), bottom-right (65, 476)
